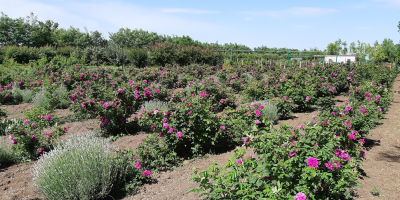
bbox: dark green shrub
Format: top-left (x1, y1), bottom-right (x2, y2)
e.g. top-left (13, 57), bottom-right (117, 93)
top-left (126, 48), bottom-right (148, 68)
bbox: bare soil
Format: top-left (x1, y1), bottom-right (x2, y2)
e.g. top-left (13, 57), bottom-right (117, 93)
top-left (353, 76), bottom-right (400, 199)
top-left (0, 103), bottom-right (73, 120)
top-left (0, 103), bottom-right (35, 115)
top-left (0, 161), bottom-right (40, 200)
top-left (111, 133), bottom-right (151, 151)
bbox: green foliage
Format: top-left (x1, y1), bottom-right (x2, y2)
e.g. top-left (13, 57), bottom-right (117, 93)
top-left (150, 42), bottom-right (222, 66)
top-left (251, 100), bottom-right (279, 123)
top-left (32, 89), bottom-right (51, 108)
top-left (373, 45), bottom-right (387, 63)
top-left (139, 100), bottom-right (168, 113)
top-left (371, 186), bottom-right (382, 197)
top-left (139, 94), bottom-right (220, 157)
top-left (2, 116), bottom-right (63, 162)
top-left (105, 42), bottom-right (127, 67)
top-left (24, 106), bottom-right (57, 128)
top-left (0, 135), bottom-right (16, 166)
top-left (126, 48), bottom-right (148, 68)
top-left (51, 84), bottom-right (70, 109)
top-left (327, 42), bottom-right (339, 55)
top-left (109, 28), bottom-right (164, 48)
top-left (135, 134), bottom-right (179, 171)
top-left (11, 84), bottom-right (34, 103)
top-left (188, 62), bottom-right (396, 199)
top-left (0, 12), bottom-right (58, 47)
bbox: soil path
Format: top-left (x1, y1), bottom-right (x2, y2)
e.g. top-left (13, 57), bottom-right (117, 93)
top-left (0, 161), bottom-right (40, 200)
top-left (354, 76), bottom-right (400, 199)
top-left (0, 103), bottom-right (73, 120)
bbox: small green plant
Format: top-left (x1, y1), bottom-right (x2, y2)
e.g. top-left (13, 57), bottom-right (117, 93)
top-left (139, 100), bottom-right (168, 112)
top-left (0, 136), bottom-right (16, 166)
top-left (24, 106), bottom-right (57, 129)
top-left (12, 84), bottom-right (34, 103)
top-left (108, 133), bottom-right (126, 142)
top-left (51, 84), bottom-right (70, 109)
top-left (135, 134), bottom-right (179, 172)
top-left (251, 100), bottom-right (279, 123)
top-left (32, 133), bottom-right (130, 200)
top-left (371, 186), bottom-right (383, 197)
top-left (32, 88), bottom-right (51, 108)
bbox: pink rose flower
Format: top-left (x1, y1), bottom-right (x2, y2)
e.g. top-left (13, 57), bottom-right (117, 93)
top-left (294, 192), bottom-right (307, 200)
top-left (45, 114), bottom-right (51, 120)
top-left (38, 148), bottom-right (44, 154)
top-left (244, 137), bottom-right (250, 144)
top-left (163, 123), bottom-right (169, 129)
top-left (325, 161), bottom-right (333, 170)
top-left (135, 160), bottom-right (142, 169)
top-left (289, 150), bottom-right (297, 158)
top-left (142, 170), bottom-right (152, 177)
top-left (307, 157), bottom-right (318, 168)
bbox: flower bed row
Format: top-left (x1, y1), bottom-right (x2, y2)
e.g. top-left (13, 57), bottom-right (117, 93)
top-left (188, 65), bottom-right (396, 199)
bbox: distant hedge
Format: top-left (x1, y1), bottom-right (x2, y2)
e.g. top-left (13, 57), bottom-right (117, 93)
top-left (0, 42), bottom-right (224, 67)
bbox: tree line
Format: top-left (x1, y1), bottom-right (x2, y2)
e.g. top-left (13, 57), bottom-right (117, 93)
top-left (0, 12), bottom-right (399, 66)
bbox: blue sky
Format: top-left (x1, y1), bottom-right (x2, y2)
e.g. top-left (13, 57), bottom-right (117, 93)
top-left (1, 0), bottom-right (400, 50)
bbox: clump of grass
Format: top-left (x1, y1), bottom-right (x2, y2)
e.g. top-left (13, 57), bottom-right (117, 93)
top-left (206, 75), bottom-right (220, 83)
top-left (11, 84), bottom-right (34, 103)
top-left (251, 100), bottom-right (279, 123)
top-left (371, 186), bottom-right (383, 197)
top-left (32, 88), bottom-right (50, 108)
top-left (139, 100), bottom-right (168, 112)
top-left (0, 136), bottom-right (16, 166)
top-left (52, 84), bottom-right (70, 109)
top-left (242, 72), bottom-right (254, 83)
top-left (184, 80), bottom-right (202, 93)
top-left (32, 133), bottom-right (129, 200)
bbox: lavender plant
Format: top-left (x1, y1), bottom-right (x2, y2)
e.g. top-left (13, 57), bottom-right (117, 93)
top-left (32, 133), bottom-right (129, 200)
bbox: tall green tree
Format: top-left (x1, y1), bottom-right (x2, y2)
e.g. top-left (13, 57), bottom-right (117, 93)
top-left (326, 43), bottom-right (339, 55)
top-left (373, 45), bottom-right (387, 63)
top-left (381, 38), bottom-right (396, 62)
top-left (109, 28), bottom-right (164, 48)
top-left (0, 12), bottom-right (32, 46)
top-left (52, 26), bottom-right (83, 47)
top-left (30, 19), bottom-right (59, 47)
top-left (0, 12), bottom-right (59, 47)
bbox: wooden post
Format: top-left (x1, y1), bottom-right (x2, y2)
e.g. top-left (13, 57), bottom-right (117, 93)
top-left (299, 61), bottom-right (301, 68)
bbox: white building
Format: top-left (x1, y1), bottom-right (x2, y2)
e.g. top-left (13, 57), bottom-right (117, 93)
top-left (314, 55), bottom-right (358, 63)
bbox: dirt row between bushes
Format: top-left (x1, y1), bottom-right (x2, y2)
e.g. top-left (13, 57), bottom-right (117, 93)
top-left (353, 76), bottom-right (400, 199)
top-left (6, 94), bottom-right (394, 200)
